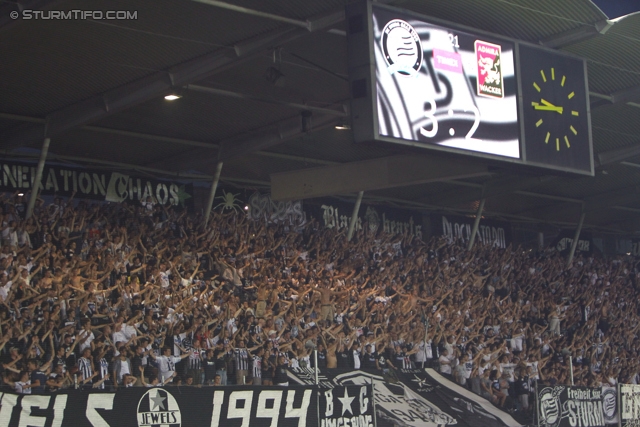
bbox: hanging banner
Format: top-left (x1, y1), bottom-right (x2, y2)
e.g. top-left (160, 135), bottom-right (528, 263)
top-left (601, 386), bottom-right (618, 425)
top-left (430, 213), bottom-right (512, 248)
top-left (318, 386), bottom-right (375, 427)
top-left (0, 160), bottom-right (194, 209)
top-left (536, 385), bottom-right (613, 427)
top-left (247, 192), bottom-right (307, 227)
top-left (0, 386), bottom-right (318, 427)
top-left (621, 384), bottom-right (640, 427)
top-left (288, 367), bottom-right (520, 427)
top-left (306, 200), bottom-right (423, 240)
top-left (549, 230), bottom-right (594, 254)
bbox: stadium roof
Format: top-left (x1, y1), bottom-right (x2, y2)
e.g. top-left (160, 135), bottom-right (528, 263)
top-left (1, 0), bottom-right (640, 234)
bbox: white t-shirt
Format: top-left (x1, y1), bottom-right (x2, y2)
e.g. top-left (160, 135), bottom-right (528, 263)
top-left (353, 350), bottom-right (361, 369)
top-left (78, 330), bottom-right (95, 352)
top-left (439, 355), bottom-right (452, 374)
top-left (156, 355), bottom-right (181, 382)
top-left (15, 381), bottom-right (31, 394)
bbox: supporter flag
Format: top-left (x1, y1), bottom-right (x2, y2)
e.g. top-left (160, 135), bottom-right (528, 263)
top-left (288, 367), bottom-right (521, 427)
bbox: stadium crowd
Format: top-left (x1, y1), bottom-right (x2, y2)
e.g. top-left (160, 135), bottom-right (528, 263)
top-left (0, 190), bottom-right (639, 415)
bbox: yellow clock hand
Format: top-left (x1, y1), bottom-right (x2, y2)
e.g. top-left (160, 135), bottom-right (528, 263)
top-left (533, 104), bottom-right (563, 114)
top-left (540, 99), bottom-right (555, 107)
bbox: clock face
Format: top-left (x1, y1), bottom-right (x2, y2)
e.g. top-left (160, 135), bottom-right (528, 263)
top-left (520, 45), bottom-right (592, 173)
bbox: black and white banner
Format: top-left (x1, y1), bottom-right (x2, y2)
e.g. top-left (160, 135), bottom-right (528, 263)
top-left (549, 230), bottom-right (594, 254)
top-left (289, 367), bottom-right (520, 427)
top-left (621, 384), bottom-right (640, 427)
top-left (318, 386), bottom-right (374, 427)
top-left (0, 160), bottom-right (194, 208)
top-left (430, 213), bottom-right (512, 248)
top-left (306, 199), bottom-right (424, 240)
top-left (537, 385), bottom-right (619, 427)
top-left (0, 386), bottom-right (318, 427)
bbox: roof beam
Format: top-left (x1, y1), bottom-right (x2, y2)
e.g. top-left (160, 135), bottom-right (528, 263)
top-left (270, 155), bottom-right (492, 201)
top-left (190, 0), bottom-right (310, 29)
top-left (584, 186), bottom-right (640, 213)
top-left (217, 113), bottom-right (338, 162)
top-left (0, 111), bottom-right (337, 166)
top-left (186, 84), bottom-right (348, 117)
top-left (596, 141), bottom-right (640, 166)
top-left (433, 175), bottom-right (553, 207)
top-left (443, 180), bottom-right (583, 204)
top-left (147, 112), bottom-right (339, 172)
top-left (0, 10), bottom-right (345, 150)
top-left (540, 19), bottom-right (614, 48)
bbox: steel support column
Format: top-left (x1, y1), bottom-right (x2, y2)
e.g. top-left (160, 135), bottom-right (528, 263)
top-left (467, 198), bottom-right (485, 250)
top-left (26, 137), bottom-right (50, 219)
top-left (204, 161), bottom-right (224, 226)
top-left (347, 191), bottom-right (364, 241)
top-left (567, 210), bottom-right (586, 267)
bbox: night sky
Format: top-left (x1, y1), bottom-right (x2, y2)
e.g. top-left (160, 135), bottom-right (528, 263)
top-left (591, 0), bottom-right (640, 18)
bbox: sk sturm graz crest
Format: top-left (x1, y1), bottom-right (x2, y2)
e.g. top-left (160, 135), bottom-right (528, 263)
top-left (381, 19), bottom-right (423, 77)
top-left (137, 388), bottom-right (182, 427)
top-left (602, 387), bottom-right (618, 424)
top-left (538, 387), bottom-right (563, 427)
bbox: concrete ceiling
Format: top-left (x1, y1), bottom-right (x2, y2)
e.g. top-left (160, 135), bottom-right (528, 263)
top-left (1, 0), bottom-right (640, 234)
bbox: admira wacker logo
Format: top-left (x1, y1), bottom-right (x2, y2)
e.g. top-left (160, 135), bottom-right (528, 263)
top-left (138, 388), bottom-right (182, 427)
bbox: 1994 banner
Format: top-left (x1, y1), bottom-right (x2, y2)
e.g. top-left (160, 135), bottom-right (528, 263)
top-left (0, 385), bottom-right (372, 427)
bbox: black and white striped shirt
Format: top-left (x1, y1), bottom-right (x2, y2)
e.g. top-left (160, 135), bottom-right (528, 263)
top-left (78, 357), bottom-right (93, 381)
top-left (188, 349), bottom-right (203, 370)
top-left (234, 348), bottom-right (249, 371)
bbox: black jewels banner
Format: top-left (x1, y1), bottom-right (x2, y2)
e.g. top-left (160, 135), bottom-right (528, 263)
top-left (621, 384), bottom-right (640, 427)
top-left (536, 385), bottom-right (618, 427)
top-left (430, 213), bottom-right (512, 248)
top-left (288, 367), bottom-right (520, 427)
top-left (0, 160), bottom-right (194, 209)
top-left (0, 386), bottom-right (321, 427)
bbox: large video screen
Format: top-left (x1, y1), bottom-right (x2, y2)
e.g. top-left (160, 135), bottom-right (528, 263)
top-left (372, 7), bottom-right (520, 158)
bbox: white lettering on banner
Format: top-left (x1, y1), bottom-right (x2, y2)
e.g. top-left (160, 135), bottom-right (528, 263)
top-left (321, 415), bottom-right (374, 427)
top-left (248, 192), bottom-right (306, 226)
top-left (210, 390), bottom-right (225, 427)
top-left (285, 389), bottom-right (312, 427)
top-left (18, 395), bottom-right (50, 427)
top-left (0, 162), bottom-right (189, 207)
top-left (210, 389), bottom-right (311, 427)
top-left (556, 237), bottom-right (590, 252)
top-left (105, 173), bottom-right (183, 206)
top-left (256, 390), bottom-right (283, 427)
top-left (441, 216), bottom-right (506, 248)
top-left (320, 205), bottom-right (422, 239)
top-left (86, 393), bottom-right (115, 427)
top-left (565, 400), bottom-right (604, 427)
top-left (46, 168), bottom-right (59, 191)
top-left (359, 387), bottom-right (369, 415)
top-left (228, 391), bottom-right (253, 427)
top-left (621, 385), bottom-right (640, 423)
top-left (51, 395), bottom-right (68, 427)
top-left (325, 390), bottom-right (334, 417)
top-left (0, 393), bottom-right (18, 426)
